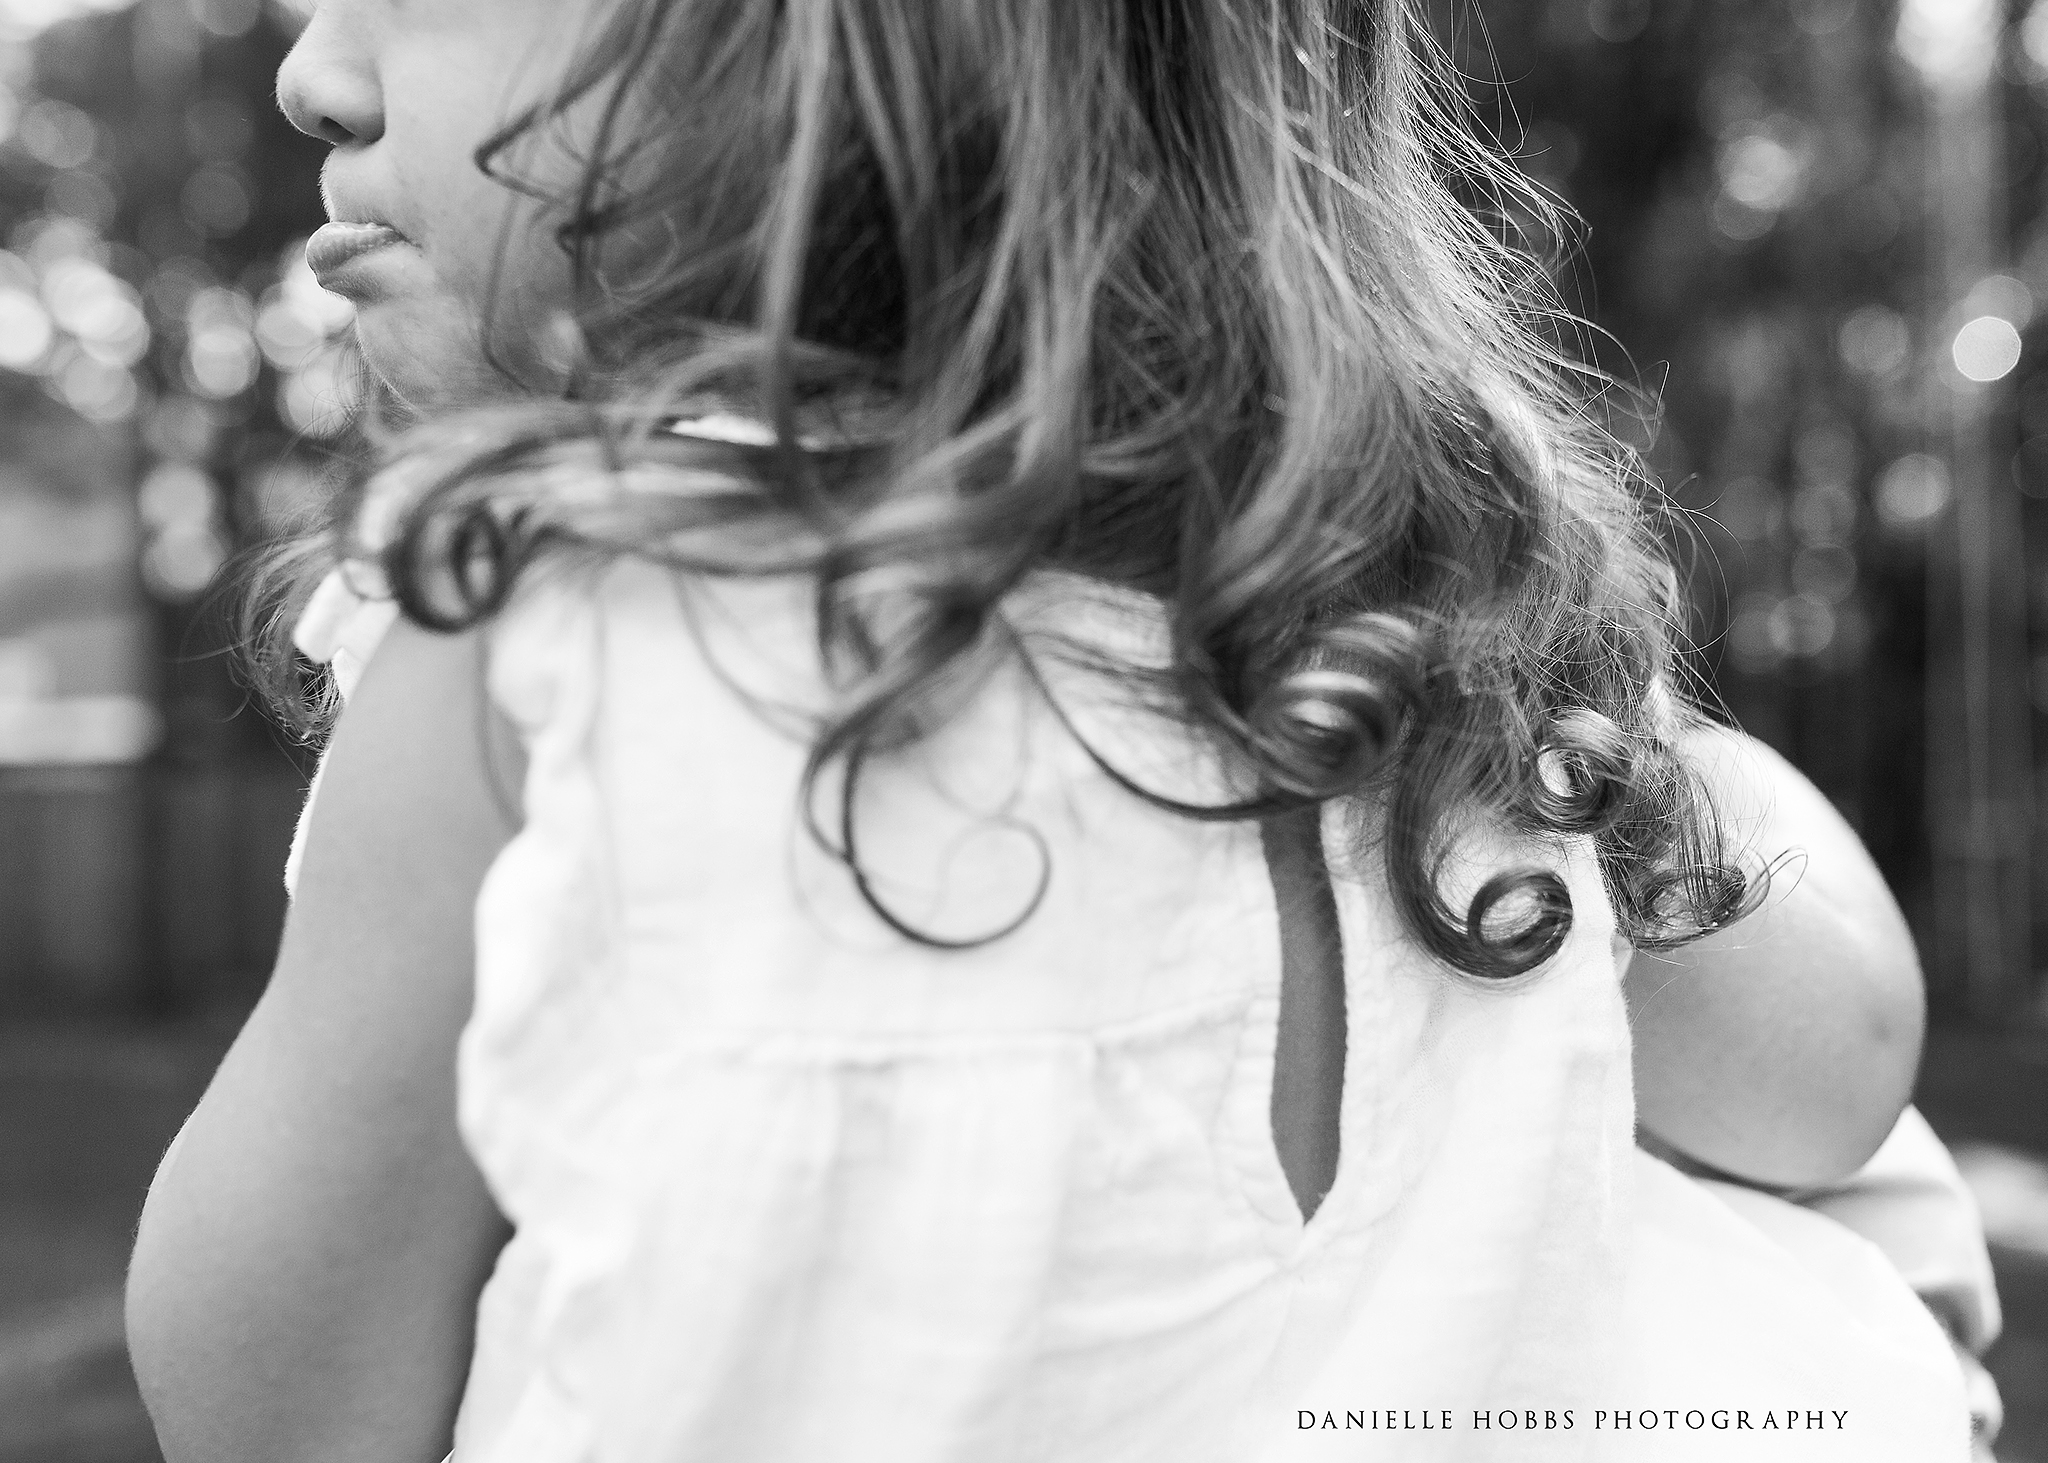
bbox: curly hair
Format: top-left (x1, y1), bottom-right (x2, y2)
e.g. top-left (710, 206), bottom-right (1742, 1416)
top-left (245, 0), bottom-right (1758, 978)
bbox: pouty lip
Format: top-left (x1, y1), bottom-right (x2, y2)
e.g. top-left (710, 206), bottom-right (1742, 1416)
top-left (306, 219), bottom-right (412, 280)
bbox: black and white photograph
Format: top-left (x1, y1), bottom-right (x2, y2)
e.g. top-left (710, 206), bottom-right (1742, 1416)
top-left (2, 0), bottom-right (2046, 1459)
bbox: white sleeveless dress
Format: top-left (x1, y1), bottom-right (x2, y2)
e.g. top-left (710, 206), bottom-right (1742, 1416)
top-left (288, 548), bottom-right (1975, 1462)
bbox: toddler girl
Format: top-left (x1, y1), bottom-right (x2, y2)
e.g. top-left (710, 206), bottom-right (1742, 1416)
top-left (127, 1), bottom-right (1988, 1458)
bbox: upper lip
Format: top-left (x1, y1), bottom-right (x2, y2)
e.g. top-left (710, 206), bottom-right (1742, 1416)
top-left (322, 209), bottom-right (408, 239)
top-left (319, 173), bottom-right (410, 240)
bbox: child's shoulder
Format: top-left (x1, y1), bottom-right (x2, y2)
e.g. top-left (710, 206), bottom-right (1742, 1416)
top-left (290, 547), bottom-right (828, 789)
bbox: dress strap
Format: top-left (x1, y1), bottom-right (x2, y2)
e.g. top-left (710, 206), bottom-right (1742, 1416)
top-left (282, 565), bottom-right (402, 896)
top-left (294, 565), bottom-right (401, 702)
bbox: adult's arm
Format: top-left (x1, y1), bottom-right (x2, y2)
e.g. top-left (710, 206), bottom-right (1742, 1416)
top-left (1625, 724), bottom-right (1925, 1190)
top-left (126, 618), bottom-right (522, 1463)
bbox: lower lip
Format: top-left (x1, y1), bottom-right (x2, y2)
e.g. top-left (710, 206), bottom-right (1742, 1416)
top-left (306, 222), bottom-right (410, 280)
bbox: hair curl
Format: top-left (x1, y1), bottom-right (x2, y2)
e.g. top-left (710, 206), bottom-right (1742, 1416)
top-left (246, 0), bottom-right (1760, 977)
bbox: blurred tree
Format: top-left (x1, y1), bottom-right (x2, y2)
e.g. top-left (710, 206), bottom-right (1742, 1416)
top-left (1444, 0), bottom-right (2046, 1027)
top-left (17, 0), bottom-right (334, 762)
top-left (0, 0), bottom-right (342, 1009)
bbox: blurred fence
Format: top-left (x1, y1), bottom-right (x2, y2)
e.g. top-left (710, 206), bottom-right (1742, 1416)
top-left (0, 761), bottom-right (298, 1015)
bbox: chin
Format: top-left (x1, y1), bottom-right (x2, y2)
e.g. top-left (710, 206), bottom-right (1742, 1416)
top-left (353, 297), bottom-right (532, 418)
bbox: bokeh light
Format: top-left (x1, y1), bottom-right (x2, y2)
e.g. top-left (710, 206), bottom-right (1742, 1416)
top-left (1877, 453), bottom-right (1954, 528)
top-left (1720, 129), bottom-right (1806, 212)
top-left (0, 284), bottom-right (53, 367)
top-left (1586, 0), bottom-right (1651, 46)
top-left (1965, 274), bottom-right (2035, 325)
top-left (57, 352), bottom-right (135, 420)
top-left (137, 462), bottom-right (226, 602)
top-left (1839, 305), bottom-right (1911, 378)
top-left (1791, 543), bottom-right (1859, 602)
top-left (1769, 593), bottom-right (1837, 659)
top-left (183, 284), bottom-right (259, 398)
top-left (1897, 0), bottom-right (1999, 94)
top-left (1953, 315), bottom-right (2025, 382)
top-left (2027, 0), bottom-right (2048, 79)
top-left (17, 98), bottom-right (95, 166)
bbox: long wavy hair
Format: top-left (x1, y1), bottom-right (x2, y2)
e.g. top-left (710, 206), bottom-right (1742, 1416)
top-left (246, 0), bottom-right (1758, 977)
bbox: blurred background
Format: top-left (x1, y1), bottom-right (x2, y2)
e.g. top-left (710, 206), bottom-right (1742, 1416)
top-left (0, 0), bottom-right (2043, 1458)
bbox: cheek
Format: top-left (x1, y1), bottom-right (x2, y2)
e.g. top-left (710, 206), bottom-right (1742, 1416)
top-left (362, 154), bottom-right (578, 406)
top-left (390, 123), bottom-right (570, 303)
top-left (378, 63), bottom-right (580, 325)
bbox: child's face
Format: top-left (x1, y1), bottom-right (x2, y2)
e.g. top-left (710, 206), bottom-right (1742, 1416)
top-left (277, 0), bottom-right (601, 411)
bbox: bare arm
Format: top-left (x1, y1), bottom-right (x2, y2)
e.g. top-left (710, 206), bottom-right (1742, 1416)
top-left (126, 619), bottom-right (523, 1463)
top-left (1625, 725), bottom-right (1925, 1190)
